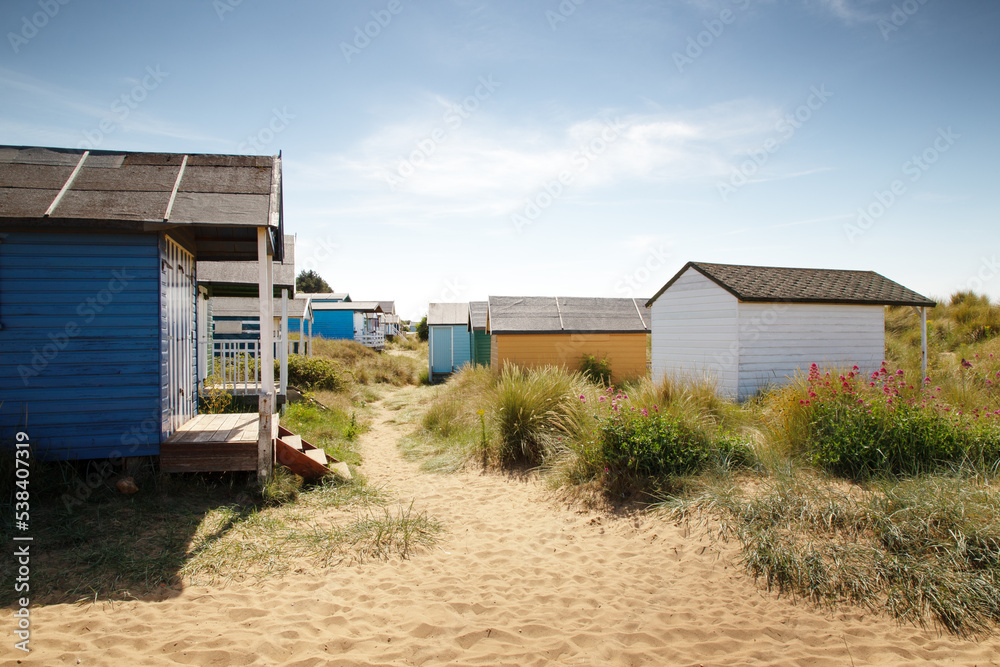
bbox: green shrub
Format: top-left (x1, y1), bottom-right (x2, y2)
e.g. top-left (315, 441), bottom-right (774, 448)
top-left (579, 353), bottom-right (612, 386)
top-left (599, 409), bottom-right (711, 476)
top-left (285, 355), bottom-right (344, 391)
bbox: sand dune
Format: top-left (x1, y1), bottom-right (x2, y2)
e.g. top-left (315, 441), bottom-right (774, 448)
top-left (15, 388), bottom-right (1000, 665)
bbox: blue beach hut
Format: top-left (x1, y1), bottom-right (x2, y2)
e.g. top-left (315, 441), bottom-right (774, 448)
top-left (428, 302), bottom-right (472, 382)
top-left (0, 145), bottom-right (283, 472)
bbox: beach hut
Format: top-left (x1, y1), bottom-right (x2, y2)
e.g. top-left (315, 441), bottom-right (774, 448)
top-left (486, 296), bottom-right (651, 383)
top-left (376, 301), bottom-right (401, 338)
top-left (310, 301), bottom-right (385, 350)
top-left (428, 302), bottom-right (472, 381)
top-left (645, 261), bottom-right (935, 401)
top-left (0, 145), bottom-right (286, 476)
top-left (468, 301), bottom-right (490, 366)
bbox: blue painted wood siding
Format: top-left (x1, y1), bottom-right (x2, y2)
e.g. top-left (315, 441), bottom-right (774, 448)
top-left (312, 310), bottom-right (354, 340)
top-left (0, 232), bottom-right (162, 460)
top-left (452, 325), bottom-right (472, 369)
top-left (429, 325), bottom-right (473, 375)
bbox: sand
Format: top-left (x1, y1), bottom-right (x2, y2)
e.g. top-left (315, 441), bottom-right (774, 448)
top-left (11, 386), bottom-right (1000, 666)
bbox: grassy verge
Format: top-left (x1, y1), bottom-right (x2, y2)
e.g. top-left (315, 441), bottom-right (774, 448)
top-left (670, 472), bottom-right (1000, 636)
top-left (0, 460), bottom-right (438, 605)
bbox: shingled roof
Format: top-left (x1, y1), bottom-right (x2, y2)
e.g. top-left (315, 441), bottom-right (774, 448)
top-left (647, 262), bottom-right (935, 308)
top-left (0, 145), bottom-right (283, 261)
top-left (487, 296), bottom-right (651, 335)
top-left (428, 302), bottom-right (469, 326)
top-left (469, 301), bottom-right (488, 331)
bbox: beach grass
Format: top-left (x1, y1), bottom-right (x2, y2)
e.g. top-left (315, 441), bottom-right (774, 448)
top-left (398, 291), bottom-right (1000, 634)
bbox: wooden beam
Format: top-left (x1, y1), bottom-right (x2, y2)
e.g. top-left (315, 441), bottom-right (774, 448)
top-left (280, 288), bottom-right (289, 397)
top-left (920, 306), bottom-right (928, 379)
top-left (257, 227), bottom-right (275, 482)
top-left (163, 155), bottom-right (189, 222)
top-left (44, 150), bottom-right (89, 217)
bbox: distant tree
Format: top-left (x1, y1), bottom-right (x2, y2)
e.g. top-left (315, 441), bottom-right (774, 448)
top-left (296, 270), bottom-right (331, 293)
top-left (417, 316), bottom-right (428, 342)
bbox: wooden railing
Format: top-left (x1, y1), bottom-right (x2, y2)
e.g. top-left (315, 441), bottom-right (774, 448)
top-left (357, 330), bottom-right (385, 350)
top-left (207, 335), bottom-right (302, 395)
top-left (209, 340), bottom-right (264, 394)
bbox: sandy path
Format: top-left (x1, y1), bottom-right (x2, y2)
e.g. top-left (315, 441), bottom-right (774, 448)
top-left (15, 386), bottom-right (1000, 666)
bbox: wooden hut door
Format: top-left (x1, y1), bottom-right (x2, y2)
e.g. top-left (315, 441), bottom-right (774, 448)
top-left (162, 237), bottom-right (197, 435)
top-left (431, 326), bottom-right (453, 374)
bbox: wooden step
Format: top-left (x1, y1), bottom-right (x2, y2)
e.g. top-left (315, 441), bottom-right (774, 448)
top-left (329, 461), bottom-right (352, 481)
top-left (304, 448), bottom-right (327, 465)
top-left (274, 425), bottom-right (352, 482)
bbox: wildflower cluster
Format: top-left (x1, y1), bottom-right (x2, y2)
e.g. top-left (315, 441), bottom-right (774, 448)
top-left (797, 362), bottom-right (1000, 479)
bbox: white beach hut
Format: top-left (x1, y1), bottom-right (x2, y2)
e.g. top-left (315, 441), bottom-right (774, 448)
top-left (646, 262), bottom-right (935, 401)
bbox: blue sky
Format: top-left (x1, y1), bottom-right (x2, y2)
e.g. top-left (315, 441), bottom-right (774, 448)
top-left (2, 0), bottom-right (997, 320)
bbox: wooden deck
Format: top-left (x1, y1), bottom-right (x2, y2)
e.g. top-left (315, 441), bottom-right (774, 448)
top-left (160, 413), bottom-right (278, 473)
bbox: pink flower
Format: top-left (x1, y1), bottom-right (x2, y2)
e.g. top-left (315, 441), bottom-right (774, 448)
top-left (599, 396), bottom-right (606, 402)
top-left (962, 359), bottom-right (973, 369)
top-left (579, 394), bottom-right (586, 402)
top-left (641, 409), bottom-right (648, 417)
top-left (852, 365), bottom-right (860, 371)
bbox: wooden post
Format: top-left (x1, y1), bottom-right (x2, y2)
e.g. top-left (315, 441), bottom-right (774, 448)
top-left (257, 228), bottom-right (275, 482)
top-left (280, 289), bottom-right (288, 397)
top-left (920, 306), bottom-right (928, 379)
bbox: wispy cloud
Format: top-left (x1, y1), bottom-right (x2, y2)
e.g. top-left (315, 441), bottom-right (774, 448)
top-left (289, 98), bottom-right (785, 221)
top-left (810, 0), bottom-right (879, 23)
top-left (0, 68), bottom-right (226, 149)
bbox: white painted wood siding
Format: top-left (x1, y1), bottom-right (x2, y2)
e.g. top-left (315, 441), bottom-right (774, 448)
top-left (650, 268), bottom-right (739, 398)
top-left (736, 303), bottom-right (884, 400)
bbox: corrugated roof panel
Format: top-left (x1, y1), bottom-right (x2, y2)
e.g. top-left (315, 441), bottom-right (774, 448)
top-left (558, 297), bottom-right (647, 332)
top-left (428, 302), bottom-right (469, 325)
top-left (488, 296), bottom-right (649, 333)
top-left (469, 301), bottom-right (488, 330)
